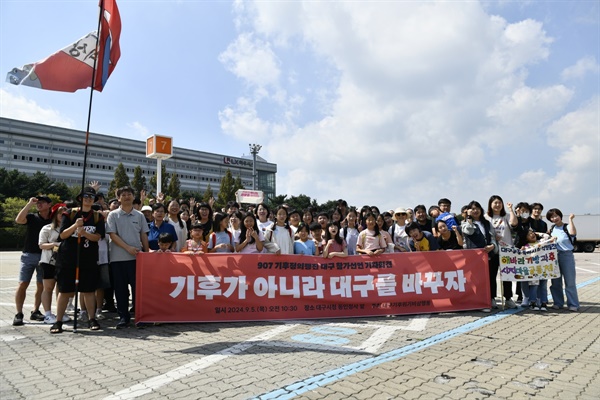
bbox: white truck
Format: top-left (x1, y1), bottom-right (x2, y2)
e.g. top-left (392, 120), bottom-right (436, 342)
top-left (571, 214), bottom-right (600, 253)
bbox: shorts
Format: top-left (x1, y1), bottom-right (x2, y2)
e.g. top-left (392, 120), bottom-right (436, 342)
top-left (56, 262), bottom-right (100, 293)
top-left (39, 262), bottom-right (56, 280)
top-left (19, 253), bottom-right (43, 283)
top-left (97, 264), bottom-right (111, 289)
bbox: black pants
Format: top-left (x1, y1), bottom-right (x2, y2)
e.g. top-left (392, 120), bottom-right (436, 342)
top-left (489, 254), bottom-right (513, 299)
top-left (110, 260), bottom-right (136, 322)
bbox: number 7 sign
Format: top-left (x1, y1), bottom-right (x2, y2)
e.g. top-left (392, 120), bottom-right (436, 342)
top-left (146, 135), bottom-right (173, 159)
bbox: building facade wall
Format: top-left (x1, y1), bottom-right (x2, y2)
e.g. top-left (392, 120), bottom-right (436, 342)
top-left (0, 117), bottom-right (277, 199)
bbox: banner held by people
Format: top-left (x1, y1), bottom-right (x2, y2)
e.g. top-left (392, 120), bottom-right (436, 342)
top-left (499, 242), bottom-right (560, 281)
top-left (135, 250), bottom-right (491, 323)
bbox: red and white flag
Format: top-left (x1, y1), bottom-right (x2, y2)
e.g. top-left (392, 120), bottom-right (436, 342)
top-left (6, 0), bottom-right (121, 93)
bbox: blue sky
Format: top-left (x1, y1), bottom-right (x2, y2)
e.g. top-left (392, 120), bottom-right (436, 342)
top-left (1, 0), bottom-right (598, 214)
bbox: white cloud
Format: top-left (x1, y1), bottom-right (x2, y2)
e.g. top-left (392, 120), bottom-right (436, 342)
top-left (219, 1), bottom-right (598, 213)
top-left (127, 121), bottom-right (150, 139)
top-left (0, 88), bottom-right (74, 128)
top-left (561, 56), bottom-right (600, 81)
top-left (218, 32), bottom-right (281, 88)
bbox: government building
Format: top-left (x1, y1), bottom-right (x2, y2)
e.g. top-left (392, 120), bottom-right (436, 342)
top-left (0, 117), bottom-right (277, 199)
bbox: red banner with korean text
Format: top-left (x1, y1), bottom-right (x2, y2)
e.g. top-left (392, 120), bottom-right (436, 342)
top-left (136, 250), bottom-right (491, 323)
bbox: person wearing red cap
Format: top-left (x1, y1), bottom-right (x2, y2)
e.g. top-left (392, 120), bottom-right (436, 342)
top-left (13, 195), bottom-right (52, 325)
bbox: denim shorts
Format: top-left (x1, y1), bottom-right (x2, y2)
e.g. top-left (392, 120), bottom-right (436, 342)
top-left (19, 253), bottom-right (43, 283)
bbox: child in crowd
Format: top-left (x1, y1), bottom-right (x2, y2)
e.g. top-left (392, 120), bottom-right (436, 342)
top-left (407, 222), bottom-right (439, 251)
top-left (236, 213), bottom-right (265, 254)
top-left (342, 208), bottom-right (360, 256)
top-left (228, 211), bottom-right (243, 246)
top-left (302, 208), bottom-right (314, 227)
top-left (181, 223), bottom-right (206, 254)
top-left (330, 208), bottom-right (343, 225)
top-left (310, 222), bottom-right (325, 256)
top-left (294, 223), bottom-right (316, 255)
top-left (316, 212), bottom-right (329, 230)
top-left (265, 206), bottom-right (294, 255)
top-left (377, 212), bottom-right (394, 252)
top-left (356, 212), bottom-right (386, 256)
top-left (436, 220), bottom-right (463, 250)
top-left (154, 233), bottom-right (176, 253)
top-left (323, 222), bottom-right (348, 258)
top-left (208, 212), bottom-right (234, 253)
top-left (288, 209), bottom-right (301, 235)
top-left (521, 228), bottom-right (552, 311)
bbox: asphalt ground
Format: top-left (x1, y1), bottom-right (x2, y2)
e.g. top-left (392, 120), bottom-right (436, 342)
top-left (1, 251), bottom-right (598, 400)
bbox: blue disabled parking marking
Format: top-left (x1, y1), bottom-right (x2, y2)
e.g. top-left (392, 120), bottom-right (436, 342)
top-left (291, 326), bottom-right (357, 346)
top-left (252, 276), bottom-right (600, 400)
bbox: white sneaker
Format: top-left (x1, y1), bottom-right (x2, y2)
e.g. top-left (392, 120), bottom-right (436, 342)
top-left (79, 312), bottom-right (89, 323)
top-left (44, 314), bottom-right (57, 324)
top-left (61, 314), bottom-right (72, 322)
top-left (66, 302), bottom-right (75, 314)
top-left (95, 311), bottom-right (105, 320)
top-left (505, 299), bottom-right (517, 309)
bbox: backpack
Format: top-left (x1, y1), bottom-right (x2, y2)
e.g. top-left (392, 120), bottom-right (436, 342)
top-left (549, 223), bottom-right (575, 246)
top-left (210, 230), bottom-right (233, 248)
top-left (69, 208), bottom-right (100, 225)
top-left (264, 226), bottom-right (293, 242)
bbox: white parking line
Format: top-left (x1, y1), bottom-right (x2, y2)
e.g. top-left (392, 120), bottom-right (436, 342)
top-left (103, 324), bottom-right (298, 400)
top-left (0, 334), bottom-right (26, 342)
top-left (577, 267), bottom-right (599, 273)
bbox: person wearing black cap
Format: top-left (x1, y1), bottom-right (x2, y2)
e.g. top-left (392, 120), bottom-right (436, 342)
top-left (13, 195), bottom-right (53, 325)
top-left (51, 187), bottom-right (105, 333)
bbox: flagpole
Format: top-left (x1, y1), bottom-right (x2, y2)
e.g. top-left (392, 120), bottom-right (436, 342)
top-left (73, 0), bottom-right (105, 334)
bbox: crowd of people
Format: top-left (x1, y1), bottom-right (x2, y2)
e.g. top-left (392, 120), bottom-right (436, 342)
top-left (13, 184), bottom-right (581, 334)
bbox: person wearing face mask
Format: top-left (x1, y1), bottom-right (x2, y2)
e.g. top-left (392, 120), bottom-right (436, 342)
top-left (513, 202), bottom-right (532, 248)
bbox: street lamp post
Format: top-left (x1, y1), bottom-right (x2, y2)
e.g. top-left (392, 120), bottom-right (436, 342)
top-left (249, 144), bottom-right (262, 190)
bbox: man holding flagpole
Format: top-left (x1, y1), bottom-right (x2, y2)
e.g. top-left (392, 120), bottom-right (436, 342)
top-left (6, 0), bottom-right (122, 332)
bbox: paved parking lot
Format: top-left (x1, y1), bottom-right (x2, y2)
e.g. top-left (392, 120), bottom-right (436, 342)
top-left (1, 251), bottom-right (598, 399)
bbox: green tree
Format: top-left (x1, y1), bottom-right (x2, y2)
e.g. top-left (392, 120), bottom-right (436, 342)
top-left (202, 184), bottom-right (214, 203)
top-left (166, 172), bottom-right (181, 200)
top-left (149, 164), bottom-right (169, 196)
top-left (216, 169), bottom-right (236, 210)
top-left (109, 163), bottom-right (130, 194)
top-left (318, 199), bottom-right (341, 213)
top-left (268, 194), bottom-right (288, 209)
top-left (233, 174), bottom-right (244, 193)
top-left (284, 194), bottom-right (314, 212)
top-left (131, 166), bottom-right (147, 195)
top-left (49, 181), bottom-right (71, 201)
top-left (0, 168), bottom-right (29, 200)
top-left (68, 185), bottom-right (82, 201)
top-left (0, 197), bottom-right (28, 250)
top-left (0, 169), bottom-right (70, 201)
top-left (180, 190), bottom-right (203, 201)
